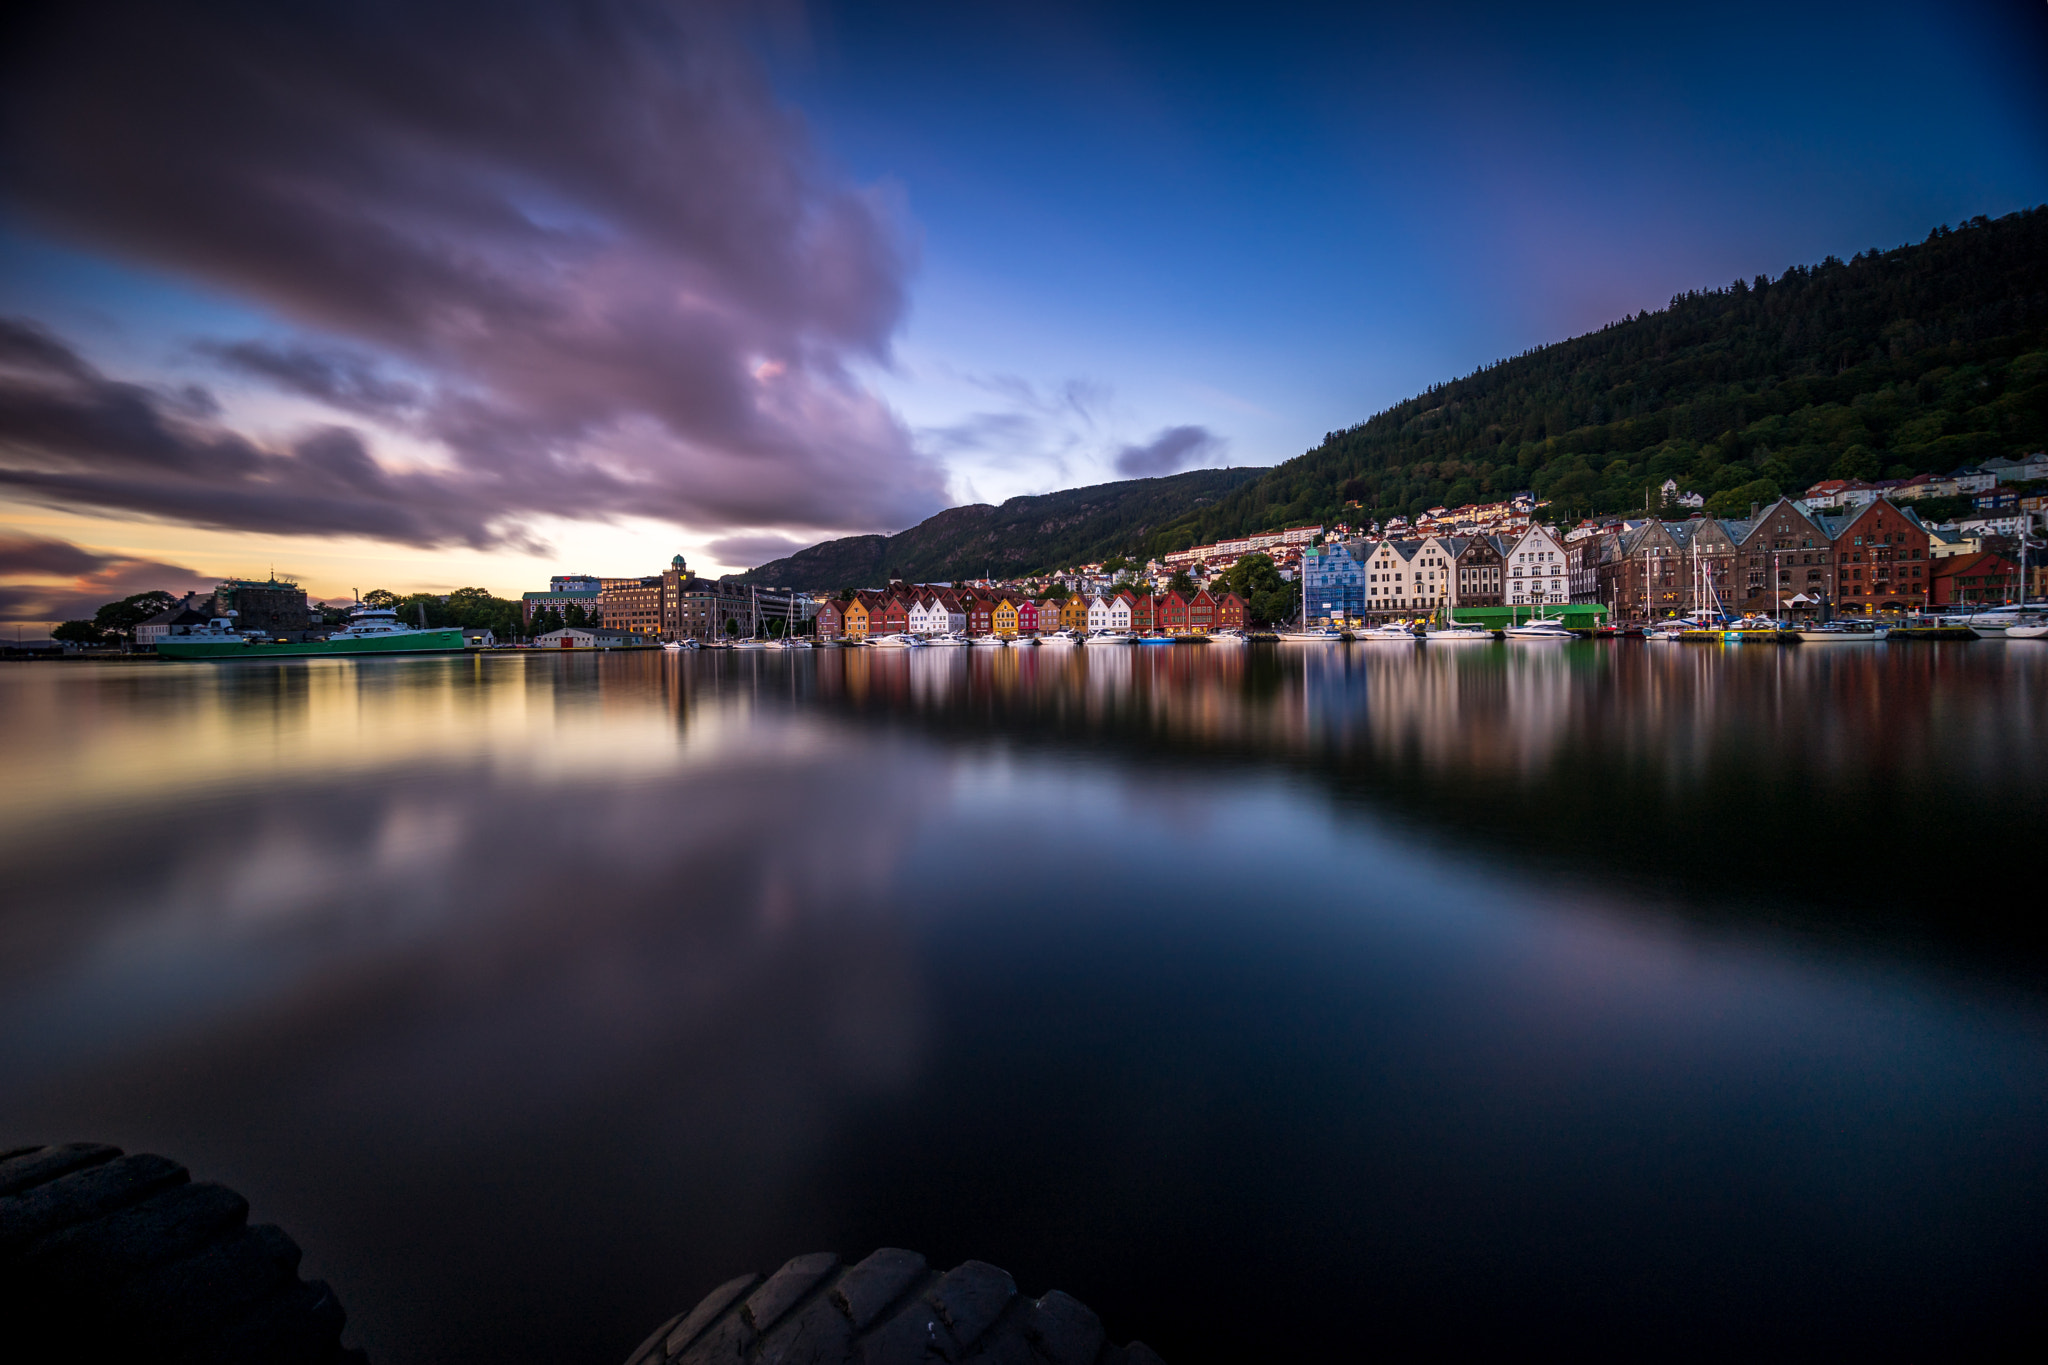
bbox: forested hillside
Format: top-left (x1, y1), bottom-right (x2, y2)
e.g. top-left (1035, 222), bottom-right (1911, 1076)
top-left (1143, 206), bottom-right (2048, 555)
top-left (732, 467), bottom-right (1263, 590)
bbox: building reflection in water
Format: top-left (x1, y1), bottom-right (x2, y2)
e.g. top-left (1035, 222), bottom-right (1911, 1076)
top-left (1, 644), bottom-right (2044, 1364)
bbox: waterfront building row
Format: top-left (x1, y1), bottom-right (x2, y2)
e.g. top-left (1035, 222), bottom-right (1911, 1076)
top-left (814, 586), bottom-right (1249, 640)
top-left (521, 558), bottom-right (811, 641)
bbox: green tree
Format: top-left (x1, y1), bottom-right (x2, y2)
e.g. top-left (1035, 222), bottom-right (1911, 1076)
top-left (1101, 554), bottom-right (1133, 575)
top-left (532, 606), bottom-right (564, 634)
top-left (1166, 569), bottom-right (1197, 597)
top-left (362, 589), bottom-right (401, 609)
top-left (724, 617), bottom-right (740, 636)
top-left (1248, 580), bottom-right (1301, 626)
top-left (1215, 553), bottom-right (1283, 600)
top-left (91, 590), bottom-right (178, 643)
top-left (563, 601), bottom-right (590, 629)
top-left (51, 619), bottom-right (107, 645)
top-left (1043, 582), bottom-right (1071, 601)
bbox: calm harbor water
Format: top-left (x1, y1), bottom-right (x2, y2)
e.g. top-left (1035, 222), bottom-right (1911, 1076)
top-left (3, 642), bottom-right (2046, 1361)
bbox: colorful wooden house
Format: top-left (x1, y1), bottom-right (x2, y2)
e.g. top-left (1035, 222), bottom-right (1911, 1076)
top-left (1157, 591), bottom-right (1190, 634)
top-left (1215, 592), bottom-right (1247, 628)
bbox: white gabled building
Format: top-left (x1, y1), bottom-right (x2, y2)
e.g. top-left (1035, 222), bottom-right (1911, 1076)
top-left (1362, 537), bottom-right (1454, 618)
top-left (1504, 525), bottom-right (1570, 606)
top-left (1085, 594), bottom-right (1117, 631)
top-left (906, 596), bottom-right (948, 635)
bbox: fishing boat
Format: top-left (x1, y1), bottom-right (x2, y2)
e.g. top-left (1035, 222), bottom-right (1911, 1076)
top-left (157, 603), bottom-right (464, 660)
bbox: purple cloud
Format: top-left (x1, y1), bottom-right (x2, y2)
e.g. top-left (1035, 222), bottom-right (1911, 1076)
top-left (706, 532), bottom-right (813, 569)
top-left (0, 531), bottom-right (211, 629)
top-left (1113, 424), bottom-right (1224, 478)
top-left (0, 0), bottom-right (950, 544)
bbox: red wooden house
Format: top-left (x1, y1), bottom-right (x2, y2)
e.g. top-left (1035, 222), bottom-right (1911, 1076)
top-left (1015, 599), bottom-right (1040, 633)
top-left (966, 596), bottom-right (994, 635)
top-left (1189, 590), bottom-right (1217, 633)
top-left (1832, 499), bottom-right (1930, 612)
top-left (814, 599), bottom-right (844, 641)
top-left (1121, 592), bottom-right (1156, 632)
top-left (1157, 591), bottom-right (1190, 634)
top-left (1929, 551), bottom-right (2018, 606)
top-left (880, 595), bottom-right (911, 634)
top-left (1215, 592), bottom-right (1247, 628)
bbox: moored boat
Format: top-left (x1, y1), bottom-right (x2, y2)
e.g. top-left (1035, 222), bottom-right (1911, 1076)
top-left (1505, 618), bottom-right (1575, 640)
top-left (1276, 628), bottom-right (1344, 642)
top-left (1083, 629), bottom-right (1135, 646)
top-left (157, 604), bottom-right (466, 660)
top-left (1354, 622), bottom-right (1421, 641)
top-left (868, 632), bottom-right (926, 648)
top-left (1425, 623), bottom-right (1496, 642)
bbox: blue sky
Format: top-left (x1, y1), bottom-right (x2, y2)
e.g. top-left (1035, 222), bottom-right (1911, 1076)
top-left (0, 0), bottom-right (2041, 621)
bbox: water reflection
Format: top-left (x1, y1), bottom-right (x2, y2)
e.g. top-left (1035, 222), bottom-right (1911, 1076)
top-left (1, 646), bottom-right (2044, 1363)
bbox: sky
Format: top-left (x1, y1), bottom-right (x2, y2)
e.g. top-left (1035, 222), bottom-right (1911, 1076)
top-left (1, 0), bottom-right (2042, 632)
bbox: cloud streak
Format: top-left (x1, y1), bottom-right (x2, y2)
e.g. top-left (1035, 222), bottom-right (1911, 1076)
top-left (0, 531), bottom-right (210, 628)
top-left (1113, 424), bottom-right (1224, 478)
top-left (0, 0), bottom-right (951, 545)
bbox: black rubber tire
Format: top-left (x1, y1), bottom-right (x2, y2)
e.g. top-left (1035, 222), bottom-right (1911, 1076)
top-left (0, 1143), bottom-right (363, 1364)
top-left (627, 1249), bottom-right (1165, 1365)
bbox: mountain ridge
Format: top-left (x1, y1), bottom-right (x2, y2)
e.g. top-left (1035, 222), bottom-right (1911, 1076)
top-left (729, 467), bottom-right (1265, 590)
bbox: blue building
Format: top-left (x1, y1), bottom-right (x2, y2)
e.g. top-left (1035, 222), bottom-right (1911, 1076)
top-left (1303, 539), bottom-right (1368, 626)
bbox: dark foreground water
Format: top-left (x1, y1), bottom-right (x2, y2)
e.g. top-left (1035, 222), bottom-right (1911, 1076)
top-left (4, 642), bottom-right (2046, 1361)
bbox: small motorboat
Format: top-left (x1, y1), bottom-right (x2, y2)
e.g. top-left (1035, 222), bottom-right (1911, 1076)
top-left (1138, 633), bottom-right (1178, 645)
top-left (1425, 624), bottom-right (1495, 643)
top-left (1354, 622), bottom-right (1421, 641)
top-left (661, 638), bottom-right (699, 652)
top-left (868, 632), bottom-right (926, 648)
top-left (733, 637), bottom-right (775, 650)
top-left (2007, 624), bottom-right (2048, 639)
top-left (1505, 618), bottom-right (1575, 640)
top-left (777, 636), bottom-right (812, 649)
top-left (1795, 623), bottom-right (1880, 642)
top-left (1083, 629), bottom-right (1136, 646)
top-left (1039, 629), bottom-right (1083, 646)
top-left (1276, 628), bottom-right (1344, 642)
top-left (970, 633), bottom-right (1006, 647)
top-left (1207, 628), bottom-right (1247, 645)
top-left (926, 631), bottom-right (972, 647)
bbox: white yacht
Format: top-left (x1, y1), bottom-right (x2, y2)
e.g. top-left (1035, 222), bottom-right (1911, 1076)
top-left (1084, 629), bottom-right (1135, 646)
top-left (926, 631), bottom-right (972, 647)
top-left (2007, 624), bottom-right (2048, 639)
top-left (1207, 627), bottom-right (1247, 645)
top-left (1795, 623), bottom-right (1880, 642)
top-left (1425, 623), bottom-right (1495, 643)
top-left (1959, 605), bottom-right (2042, 635)
top-left (868, 632), bottom-right (926, 648)
top-left (662, 638), bottom-right (699, 652)
top-left (1039, 628), bottom-right (1083, 646)
top-left (777, 636), bottom-right (812, 649)
top-left (733, 637), bottom-right (775, 649)
top-left (1354, 623), bottom-right (1420, 641)
top-left (1276, 628), bottom-right (1344, 642)
top-left (1505, 618), bottom-right (1575, 640)
top-left (969, 633), bottom-right (1007, 647)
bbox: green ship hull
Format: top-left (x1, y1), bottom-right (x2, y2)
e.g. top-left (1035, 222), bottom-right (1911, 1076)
top-left (157, 629), bottom-right (469, 659)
